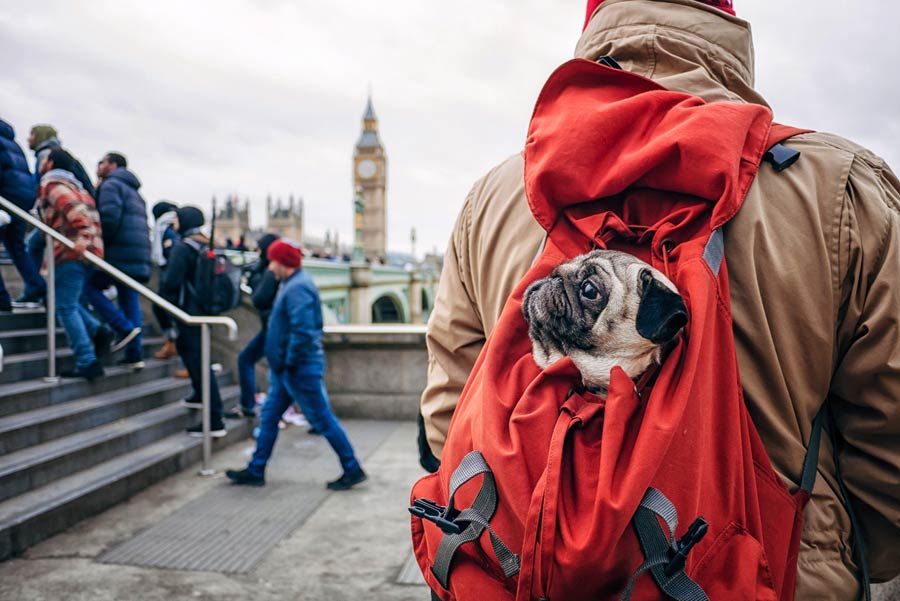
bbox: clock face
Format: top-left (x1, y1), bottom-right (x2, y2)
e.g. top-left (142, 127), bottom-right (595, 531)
top-left (357, 159), bottom-right (376, 179)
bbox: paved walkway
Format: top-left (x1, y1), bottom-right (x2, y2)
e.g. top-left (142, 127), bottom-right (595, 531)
top-left (0, 420), bottom-right (429, 601)
top-left (0, 418), bottom-right (897, 601)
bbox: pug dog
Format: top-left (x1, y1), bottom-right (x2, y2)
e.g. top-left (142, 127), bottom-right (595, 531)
top-left (522, 249), bottom-right (688, 394)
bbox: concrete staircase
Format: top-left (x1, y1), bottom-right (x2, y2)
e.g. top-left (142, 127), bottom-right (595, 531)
top-left (0, 308), bottom-right (251, 561)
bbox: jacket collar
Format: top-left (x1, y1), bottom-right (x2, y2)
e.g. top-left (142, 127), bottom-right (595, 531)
top-left (575, 0), bottom-right (768, 107)
top-left (41, 169), bottom-right (84, 190)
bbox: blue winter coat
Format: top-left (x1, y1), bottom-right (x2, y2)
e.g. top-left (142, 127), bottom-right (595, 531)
top-left (0, 119), bottom-right (37, 210)
top-left (95, 167), bottom-right (151, 282)
top-left (265, 269), bottom-right (326, 374)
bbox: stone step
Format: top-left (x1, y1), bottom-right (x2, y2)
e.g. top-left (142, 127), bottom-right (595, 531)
top-left (0, 415), bottom-right (253, 561)
top-left (0, 358), bottom-right (177, 419)
top-left (0, 386), bottom-right (242, 503)
top-left (0, 328), bottom-right (70, 355)
top-left (0, 323), bottom-right (162, 356)
top-left (0, 309), bottom-right (47, 332)
top-left (0, 372), bottom-right (232, 455)
top-left (0, 336), bottom-right (166, 384)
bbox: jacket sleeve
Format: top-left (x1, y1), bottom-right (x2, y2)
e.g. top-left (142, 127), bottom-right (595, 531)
top-left (420, 191), bottom-right (487, 459)
top-left (97, 182), bottom-right (123, 241)
top-left (161, 243), bottom-right (189, 304)
top-left (828, 155), bottom-right (900, 581)
top-left (283, 285), bottom-right (318, 369)
top-left (251, 270), bottom-right (279, 312)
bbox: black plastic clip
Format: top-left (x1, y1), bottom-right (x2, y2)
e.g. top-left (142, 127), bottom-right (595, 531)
top-left (764, 143), bottom-right (801, 172)
top-left (409, 498), bottom-right (462, 535)
top-left (664, 516), bottom-right (708, 577)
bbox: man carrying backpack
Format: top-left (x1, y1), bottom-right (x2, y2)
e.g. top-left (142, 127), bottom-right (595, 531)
top-left (160, 206), bottom-right (226, 437)
top-left (226, 240), bottom-right (365, 490)
top-left (419, 1), bottom-right (900, 598)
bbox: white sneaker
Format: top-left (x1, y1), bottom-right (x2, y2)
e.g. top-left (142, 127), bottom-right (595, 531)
top-left (111, 327), bottom-right (141, 353)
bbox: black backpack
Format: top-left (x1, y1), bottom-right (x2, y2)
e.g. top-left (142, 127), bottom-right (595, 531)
top-left (183, 238), bottom-right (242, 315)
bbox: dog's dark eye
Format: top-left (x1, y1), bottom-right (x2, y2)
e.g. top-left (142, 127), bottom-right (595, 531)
top-left (580, 280), bottom-right (600, 300)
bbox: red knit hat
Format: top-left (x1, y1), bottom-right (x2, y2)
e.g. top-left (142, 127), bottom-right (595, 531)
top-left (584, 0), bottom-right (735, 30)
top-left (266, 239), bottom-right (302, 268)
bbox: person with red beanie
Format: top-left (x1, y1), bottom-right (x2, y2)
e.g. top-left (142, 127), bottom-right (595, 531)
top-left (227, 240), bottom-right (366, 490)
top-left (420, 0), bottom-right (900, 598)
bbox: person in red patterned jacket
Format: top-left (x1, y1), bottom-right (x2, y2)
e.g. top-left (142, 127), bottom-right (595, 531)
top-left (36, 147), bottom-right (106, 380)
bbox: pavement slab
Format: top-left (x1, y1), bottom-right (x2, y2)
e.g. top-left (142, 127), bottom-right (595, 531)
top-left (0, 419), bottom-right (431, 601)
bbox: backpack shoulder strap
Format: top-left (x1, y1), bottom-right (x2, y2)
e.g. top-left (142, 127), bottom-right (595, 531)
top-left (183, 238), bottom-right (204, 252)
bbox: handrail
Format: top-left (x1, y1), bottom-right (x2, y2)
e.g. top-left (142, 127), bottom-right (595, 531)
top-left (0, 195), bottom-right (238, 339)
top-left (324, 324), bottom-right (427, 335)
top-left (0, 192), bottom-right (237, 476)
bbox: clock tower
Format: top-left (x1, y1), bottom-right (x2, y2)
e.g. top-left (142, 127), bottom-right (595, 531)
top-left (353, 94), bottom-right (387, 261)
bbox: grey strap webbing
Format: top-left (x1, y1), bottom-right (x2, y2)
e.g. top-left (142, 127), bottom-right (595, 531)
top-left (431, 451), bottom-right (521, 589)
top-left (702, 229), bottom-right (724, 276)
top-left (620, 488), bottom-right (709, 601)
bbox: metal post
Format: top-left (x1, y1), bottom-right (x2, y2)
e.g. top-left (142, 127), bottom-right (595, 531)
top-left (44, 232), bottom-right (58, 383)
top-left (199, 323), bottom-right (214, 476)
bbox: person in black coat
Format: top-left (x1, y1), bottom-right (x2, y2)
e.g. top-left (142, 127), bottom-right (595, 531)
top-left (236, 233), bottom-right (280, 416)
top-left (0, 119), bottom-right (46, 310)
top-left (160, 206), bottom-right (227, 437)
top-left (82, 152), bottom-right (151, 368)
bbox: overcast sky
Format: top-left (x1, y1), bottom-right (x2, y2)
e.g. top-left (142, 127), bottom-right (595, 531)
top-left (1, 1), bottom-right (897, 257)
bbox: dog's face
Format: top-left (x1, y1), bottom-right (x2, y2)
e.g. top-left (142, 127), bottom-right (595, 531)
top-left (522, 249), bottom-right (687, 392)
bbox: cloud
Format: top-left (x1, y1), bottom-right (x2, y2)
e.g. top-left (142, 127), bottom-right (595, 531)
top-left (1, 0), bottom-right (896, 258)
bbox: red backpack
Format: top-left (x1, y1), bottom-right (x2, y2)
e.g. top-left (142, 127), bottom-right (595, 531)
top-left (410, 59), bottom-right (819, 601)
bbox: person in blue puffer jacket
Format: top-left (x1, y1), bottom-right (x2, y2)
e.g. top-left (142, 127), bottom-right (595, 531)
top-left (0, 119), bottom-right (47, 310)
top-left (82, 152), bottom-right (151, 369)
top-left (226, 240), bottom-right (366, 490)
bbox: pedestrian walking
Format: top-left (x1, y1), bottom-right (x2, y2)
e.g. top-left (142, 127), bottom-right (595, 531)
top-left (82, 152), bottom-right (150, 369)
top-left (35, 148), bottom-right (105, 380)
top-left (236, 232), bottom-right (280, 417)
top-left (0, 119), bottom-right (45, 311)
top-left (227, 240), bottom-right (365, 489)
top-left (150, 200), bottom-right (181, 361)
top-left (160, 206), bottom-right (227, 437)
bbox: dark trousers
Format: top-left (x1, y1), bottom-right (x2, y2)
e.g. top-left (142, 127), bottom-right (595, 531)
top-left (248, 368), bottom-right (360, 477)
top-left (83, 272), bottom-right (143, 362)
top-left (237, 328), bottom-right (266, 413)
top-left (0, 219), bottom-right (45, 299)
top-left (176, 324), bottom-right (223, 426)
top-left (152, 266), bottom-right (175, 338)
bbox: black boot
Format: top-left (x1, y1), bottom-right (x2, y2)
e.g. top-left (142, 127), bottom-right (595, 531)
top-left (226, 468), bottom-right (265, 487)
top-left (326, 468), bottom-right (367, 491)
top-left (60, 360), bottom-right (104, 381)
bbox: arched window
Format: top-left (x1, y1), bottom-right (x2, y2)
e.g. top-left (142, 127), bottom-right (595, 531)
top-left (372, 295), bottom-right (402, 323)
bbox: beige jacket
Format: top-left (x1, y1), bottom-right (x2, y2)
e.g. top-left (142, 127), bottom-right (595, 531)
top-left (420, 0), bottom-right (900, 597)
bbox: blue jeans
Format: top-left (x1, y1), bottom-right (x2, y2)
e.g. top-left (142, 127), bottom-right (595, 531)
top-left (237, 329), bottom-right (266, 413)
top-left (83, 272), bottom-right (143, 361)
top-left (0, 219), bottom-right (45, 300)
top-left (23, 228), bottom-right (47, 298)
top-left (248, 368), bottom-right (360, 478)
top-left (55, 261), bottom-right (97, 369)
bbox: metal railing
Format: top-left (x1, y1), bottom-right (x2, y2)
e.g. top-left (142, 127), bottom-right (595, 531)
top-left (241, 283), bottom-right (428, 336)
top-left (0, 194), bottom-right (237, 475)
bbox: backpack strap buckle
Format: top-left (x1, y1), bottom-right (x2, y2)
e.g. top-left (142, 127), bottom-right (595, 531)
top-left (409, 498), bottom-right (462, 535)
top-left (664, 516), bottom-right (708, 577)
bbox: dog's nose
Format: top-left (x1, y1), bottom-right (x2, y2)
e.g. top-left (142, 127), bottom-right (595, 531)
top-left (636, 278), bottom-right (688, 344)
top-left (650, 309), bottom-right (688, 344)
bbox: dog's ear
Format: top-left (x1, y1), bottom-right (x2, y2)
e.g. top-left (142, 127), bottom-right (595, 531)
top-left (636, 270), bottom-right (688, 343)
